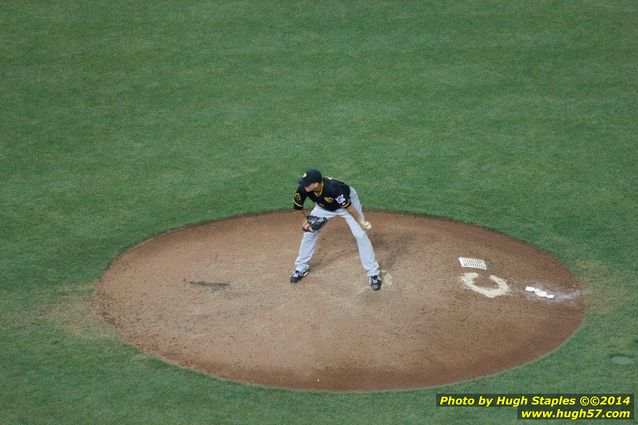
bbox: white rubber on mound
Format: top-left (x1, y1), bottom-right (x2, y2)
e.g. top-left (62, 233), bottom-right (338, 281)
top-left (458, 257), bottom-right (487, 270)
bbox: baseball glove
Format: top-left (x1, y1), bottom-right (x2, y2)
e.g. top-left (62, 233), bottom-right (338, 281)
top-left (304, 215), bottom-right (328, 232)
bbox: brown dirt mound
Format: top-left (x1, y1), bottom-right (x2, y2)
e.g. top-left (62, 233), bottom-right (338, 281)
top-left (96, 211), bottom-right (585, 391)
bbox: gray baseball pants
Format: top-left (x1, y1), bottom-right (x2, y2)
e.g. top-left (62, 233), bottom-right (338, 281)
top-left (294, 188), bottom-right (380, 277)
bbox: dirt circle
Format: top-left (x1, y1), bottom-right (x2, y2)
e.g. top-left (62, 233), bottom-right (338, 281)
top-left (97, 211), bottom-right (585, 391)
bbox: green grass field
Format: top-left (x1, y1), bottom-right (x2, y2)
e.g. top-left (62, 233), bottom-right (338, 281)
top-left (2, 1), bottom-right (637, 423)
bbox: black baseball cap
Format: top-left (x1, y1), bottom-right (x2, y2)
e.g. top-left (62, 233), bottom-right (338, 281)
top-left (298, 169), bottom-right (322, 186)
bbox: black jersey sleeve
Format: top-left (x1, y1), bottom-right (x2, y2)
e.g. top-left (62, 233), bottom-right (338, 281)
top-left (293, 187), bottom-right (306, 210)
top-left (335, 192), bottom-right (351, 209)
top-left (332, 180), bottom-right (351, 209)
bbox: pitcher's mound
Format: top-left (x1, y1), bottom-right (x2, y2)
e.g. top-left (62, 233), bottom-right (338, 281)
top-left (96, 211), bottom-right (585, 391)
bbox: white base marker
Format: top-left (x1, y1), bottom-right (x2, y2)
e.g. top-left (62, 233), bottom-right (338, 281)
top-left (458, 257), bottom-right (487, 270)
top-left (525, 286), bottom-right (555, 299)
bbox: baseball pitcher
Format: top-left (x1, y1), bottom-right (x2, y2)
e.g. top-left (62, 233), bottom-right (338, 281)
top-left (290, 168), bottom-right (382, 290)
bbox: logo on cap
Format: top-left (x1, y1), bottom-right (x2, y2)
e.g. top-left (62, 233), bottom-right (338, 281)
top-left (298, 168), bottom-right (322, 186)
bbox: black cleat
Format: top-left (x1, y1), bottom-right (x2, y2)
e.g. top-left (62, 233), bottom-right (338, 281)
top-left (290, 270), bottom-right (308, 284)
top-left (369, 275), bottom-right (382, 290)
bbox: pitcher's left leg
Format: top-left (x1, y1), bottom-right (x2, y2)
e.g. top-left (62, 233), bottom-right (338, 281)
top-left (343, 213), bottom-right (380, 276)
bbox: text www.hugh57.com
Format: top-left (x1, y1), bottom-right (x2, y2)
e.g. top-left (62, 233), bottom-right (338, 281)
top-left (436, 394), bottom-right (634, 421)
top-left (519, 408), bottom-right (631, 420)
